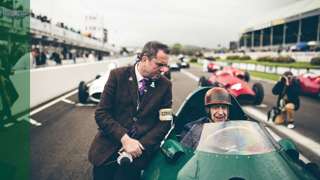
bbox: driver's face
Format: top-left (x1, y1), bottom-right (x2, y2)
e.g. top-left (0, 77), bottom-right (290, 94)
top-left (209, 104), bottom-right (229, 122)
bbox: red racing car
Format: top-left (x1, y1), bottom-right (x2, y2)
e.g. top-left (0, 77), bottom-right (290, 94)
top-left (199, 71), bottom-right (264, 105)
top-left (207, 62), bottom-right (221, 73)
top-left (298, 73), bottom-right (320, 98)
top-left (222, 66), bottom-right (250, 82)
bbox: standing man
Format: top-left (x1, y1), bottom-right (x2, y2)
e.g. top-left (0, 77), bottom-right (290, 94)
top-left (88, 41), bottom-right (172, 180)
top-left (272, 71), bottom-right (300, 129)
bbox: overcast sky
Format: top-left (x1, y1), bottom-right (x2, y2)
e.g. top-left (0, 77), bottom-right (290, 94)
top-left (31, 0), bottom-right (300, 48)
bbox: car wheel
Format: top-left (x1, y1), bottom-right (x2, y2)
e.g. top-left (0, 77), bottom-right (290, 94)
top-left (305, 162), bottom-right (320, 178)
top-left (244, 71), bottom-right (250, 82)
top-left (199, 76), bottom-right (210, 87)
top-left (252, 83), bottom-right (264, 105)
top-left (78, 81), bottom-right (89, 103)
top-left (95, 75), bottom-right (101, 79)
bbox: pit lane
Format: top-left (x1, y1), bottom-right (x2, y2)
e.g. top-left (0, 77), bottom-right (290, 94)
top-left (13, 63), bottom-right (319, 179)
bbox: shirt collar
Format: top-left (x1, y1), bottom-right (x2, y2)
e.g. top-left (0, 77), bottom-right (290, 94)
top-left (135, 63), bottom-right (144, 83)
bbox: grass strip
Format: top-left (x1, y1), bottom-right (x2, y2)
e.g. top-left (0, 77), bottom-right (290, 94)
top-left (248, 71), bottom-right (279, 81)
top-left (218, 59), bottom-right (320, 69)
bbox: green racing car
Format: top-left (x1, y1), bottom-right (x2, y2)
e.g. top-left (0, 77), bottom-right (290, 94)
top-left (141, 87), bottom-right (320, 180)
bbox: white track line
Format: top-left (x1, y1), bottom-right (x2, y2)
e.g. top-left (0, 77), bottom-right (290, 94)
top-left (28, 118), bottom-right (42, 126)
top-left (30, 81), bottom-right (95, 116)
top-left (17, 116), bottom-right (42, 126)
top-left (3, 116), bottom-right (43, 128)
top-left (63, 98), bottom-right (97, 107)
top-left (62, 98), bottom-right (76, 105)
top-left (30, 90), bottom-right (78, 116)
top-left (255, 103), bottom-right (268, 108)
top-left (181, 69), bottom-right (320, 160)
top-left (3, 89), bottom-right (78, 128)
top-left (76, 103), bottom-right (97, 107)
top-left (180, 69), bottom-right (199, 82)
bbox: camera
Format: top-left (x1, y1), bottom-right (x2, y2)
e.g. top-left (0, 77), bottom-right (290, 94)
top-left (117, 151), bottom-right (133, 166)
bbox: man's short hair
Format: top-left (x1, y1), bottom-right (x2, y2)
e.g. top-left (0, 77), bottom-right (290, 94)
top-left (138, 41), bottom-right (170, 60)
top-left (283, 71), bottom-right (293, 77)
top-left (31, 48), bottom-right (40, 54)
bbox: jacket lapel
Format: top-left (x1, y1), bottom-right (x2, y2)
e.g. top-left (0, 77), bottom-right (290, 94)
top-left (127, 66), bottom-right (138, 109)
top-left (139, 80), bottom-right (158, 110)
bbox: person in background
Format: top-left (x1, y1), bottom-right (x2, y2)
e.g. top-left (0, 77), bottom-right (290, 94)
top-left (272, 71), bottom-right (300, 129)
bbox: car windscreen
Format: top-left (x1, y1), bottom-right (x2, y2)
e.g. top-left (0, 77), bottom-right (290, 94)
top-left (196, 121), bottom-right (275, 155)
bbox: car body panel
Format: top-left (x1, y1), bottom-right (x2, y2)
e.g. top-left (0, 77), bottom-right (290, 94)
top-left (208, 72), bottom-right (255, 97)
top-left (298, 73), bottom-right (320, 96)
top-left (223, 66), bottom-right (246, 78)
top-left (207, 62), bottom-right (221, 72)
top-left (88, 73), bottom-right (110, 102)
top-left (143, 150), bottom-right (311, 180)
top-left (169, 63), bottom-right (181, 71)
top-left (79, 62), bottom-right (118, 103)
top-left (180, 62), bottom-right (189, 68)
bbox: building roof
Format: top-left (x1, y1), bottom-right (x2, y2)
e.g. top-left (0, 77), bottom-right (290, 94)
top-left (244, 0), bottom-right (320, 32)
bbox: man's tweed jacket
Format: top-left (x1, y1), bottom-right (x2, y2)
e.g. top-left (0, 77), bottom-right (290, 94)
top-left (88, 65), bottom-right (172, 167)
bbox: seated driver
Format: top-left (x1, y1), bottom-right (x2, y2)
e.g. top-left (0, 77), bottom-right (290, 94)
top-left (180, 87), bottom-right (231, 149)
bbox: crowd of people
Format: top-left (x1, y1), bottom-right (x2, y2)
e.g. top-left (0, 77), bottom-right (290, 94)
top-left (31, 10), bottom-right (100, 40)
top-left (13, 45), bottom-right (105, 70)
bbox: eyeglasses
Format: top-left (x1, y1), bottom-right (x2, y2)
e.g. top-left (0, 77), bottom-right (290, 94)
top-left (151, 59), bottom-right (168, 68)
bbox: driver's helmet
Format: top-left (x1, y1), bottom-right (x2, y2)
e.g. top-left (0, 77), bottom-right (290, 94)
top-left (205, 87), bottom-right (231, 106)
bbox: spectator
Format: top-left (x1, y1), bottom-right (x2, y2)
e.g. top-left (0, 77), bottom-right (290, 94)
top-left (50, 52), bottom-right (62, 65)
top-left (272, 71), bottom-right (300, 129)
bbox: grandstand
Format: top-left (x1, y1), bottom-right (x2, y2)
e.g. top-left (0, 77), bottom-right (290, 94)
top-left (239, 0), bottom-right (320, 51)
top-left (30, 12), bottom-right (116, 57)
top-left (1, 2), bottom-right (122, 71)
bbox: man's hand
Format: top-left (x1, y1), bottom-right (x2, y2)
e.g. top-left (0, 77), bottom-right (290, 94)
top-left (284, 76), bottom-right (290, 86)
top-left (281, 76), bottom-right (289, 86)
top-left (120, 134), bottom-right (145, 158)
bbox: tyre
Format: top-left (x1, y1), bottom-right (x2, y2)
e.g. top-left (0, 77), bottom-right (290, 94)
top-left (305, 162), bottom-right (320, 178)
top-left (95, 75), bottom-right (101, 79)
top-left (252, 82), bottom-right (264, 105)
top-left (198, 76), bottom-right (210, 87)
top-left (78, 81), bottom-right (89, 103)
top-left (244, 71), bottom-right (250, 82)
